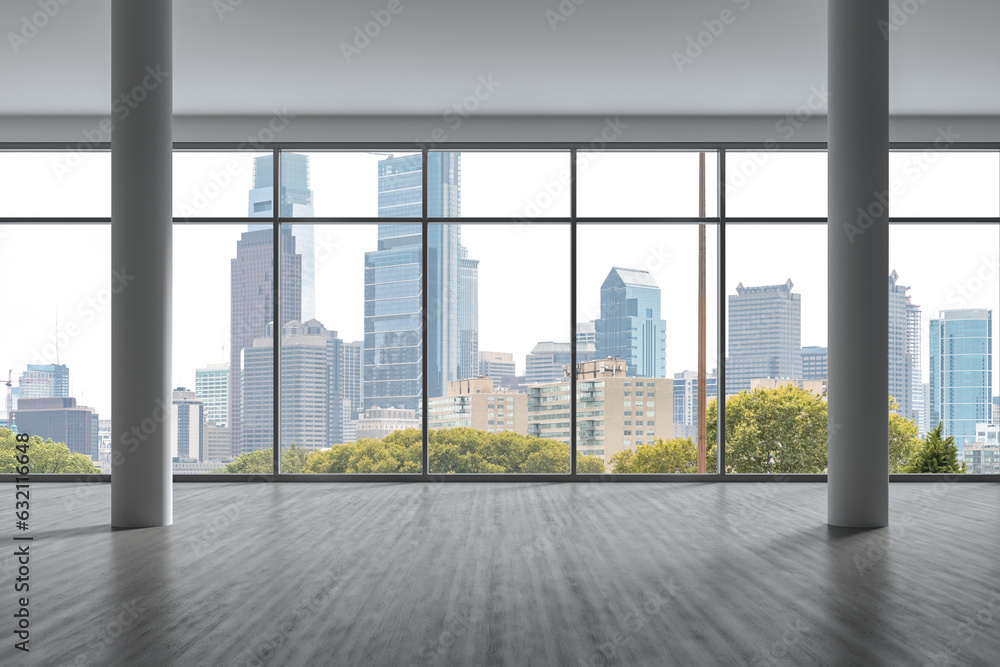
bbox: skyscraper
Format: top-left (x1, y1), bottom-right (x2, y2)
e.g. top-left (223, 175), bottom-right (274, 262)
top-left (364, 152), bottom-right (478, 409)
top-left (929, 309), bottom-right (993, 458)
top-left (340, 341), bottom-right (364, 441)
top-left (726, 280), bottom-right (802, 395)
top-left (248, 153), bottom-right (316, 320)
top-left (195, 362), bottom-right (229, 426)
top-left (888, 270), bottom-right (921, 423)
top-left (799, 346), bottom-right (829, 380)
top-left (230, 226), bottom-right (301, 456)
top-left (18, 363), bottom-right (70, 399)
top-left (242, 319), bottom-right (345, 453)
top-left (672, 369), bottom-right (718, 443)
top-left (171, 388), bottom-right (205, 461)
top-left (595, 267), bottom-right (666, 378)
top-left (459, 244), bottom-right (480, 381)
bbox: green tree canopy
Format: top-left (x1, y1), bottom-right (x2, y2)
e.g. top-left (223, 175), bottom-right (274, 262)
top-left (0, 428), bottom-right (100, 473)
top-left (903, 422), bottom-right (965, 473)
top-left (888, 396), bottom-right (922, 473)
top-left (608, 436), bottom-right (717, 474)
top-left (217, 443), bottom-right (309, 474)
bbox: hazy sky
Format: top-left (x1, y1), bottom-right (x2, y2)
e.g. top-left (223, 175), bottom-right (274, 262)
top-left (1, 149), bottom-right (998, 419)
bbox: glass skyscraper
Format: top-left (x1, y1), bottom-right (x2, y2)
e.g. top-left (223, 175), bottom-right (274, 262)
top-left (18, 363), bottom-right (70, 399)
top-left (929, 308), bottom-right (993, 458)
top-left (595, 267), bottom-right (667, 378)
top-left (888, 270), bottom-right (921, 424)
top-left (726, 279), bottom-right (802, 395)
top-left (248, 153), bottom-right (316, 320)
top-left (363, 153), bottom-right (478, 410)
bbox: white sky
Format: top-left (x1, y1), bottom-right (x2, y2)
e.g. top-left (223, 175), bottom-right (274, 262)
top-left (1, 149), bottom-right (998, 419)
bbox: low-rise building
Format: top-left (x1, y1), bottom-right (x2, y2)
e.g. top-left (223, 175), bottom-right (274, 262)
top-left (356, 407), bottom-right (419, 441)
top-left (428, 377), bottom-right (527, 434)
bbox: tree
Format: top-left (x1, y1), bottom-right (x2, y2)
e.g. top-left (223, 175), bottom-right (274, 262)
top-left (217, 443), bottom-right (311, 474)
top-left (0, 428), bottom-right (100, 473)
top-left (888, 397), bottom-right (922, 473)
top-left (608, 436), bottom-right (717, 474)
top-left (903, 422), bottom-right (965, 473)
top-left (707, 385), bottom-right (828, 473)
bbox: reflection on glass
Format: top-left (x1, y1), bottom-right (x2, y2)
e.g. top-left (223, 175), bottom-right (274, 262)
top-left (577, 224), bottom-right (718, 473)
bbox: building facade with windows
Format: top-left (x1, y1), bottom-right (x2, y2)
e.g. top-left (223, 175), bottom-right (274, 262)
top-left (428, 377), bottom-right (528, 433)
top-left (195, 362), bottom-right (229, 426)
top-left (727, 279), bottom-right (802, 395)
top-left (595, 267), bottom-right (666, 379)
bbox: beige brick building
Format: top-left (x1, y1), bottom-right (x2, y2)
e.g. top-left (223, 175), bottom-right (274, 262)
top-left (427, 377), bottom-right (528, 434)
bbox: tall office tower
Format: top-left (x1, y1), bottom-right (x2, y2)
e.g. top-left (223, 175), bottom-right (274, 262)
top-left (799, 346), bottom-right (829, 380)
top-left (230, 226), bottom-right (302, 456)
top-left (672, 369), bottom-right (718, 443)
top-left (242, 319), bottom-right (344, 453)
top-left (195, 362), bottom-right (229, 426)
top-left (171, 388), bottom-right (205, 462)
top-left (929, 309), bottom-right (993, 458)
top-left (459, 244), bottom-right (480, 381)
top-left (248, 153), bottom-right (316, 320)
top-left (726, 280), bottom-right (802, 395)
top-left (340, 341), bottom-right (364, 439)
top-left (480, 351), bottom-right (516, 389)
top-left (576, 321), bottom-right (596, 348)
top-left (365, 152), bottom-right (477, 409)
top-left (888, 271), bottom-right (922, 422)
top-left (18, 363), bottom-right (70, 399)
top-left (595, 267), bottom-right (667, 378)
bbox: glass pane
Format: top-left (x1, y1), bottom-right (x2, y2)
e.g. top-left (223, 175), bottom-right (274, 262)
top-left (172, 224), bottom-right (287, 474)
top-left (889, 151), bottom-right (999, 218)
top-left (274, 223), bottom-right (422, 474)
top-left (890, 223), bottom-right (999, 473)
top-left (577, 224), bottom-right (718, 473)
top-left (433, 152), bottom-right (570, 218)
top-left (725, 152), bottom-right (827, 218)
top-left (578, 151), bottom-right (718, 218)
top-left (172, 151), bottom-right (270, 218)
top-left (0, 151), bottom-right (111, 217)
top-left (0, 224), bottom-right (107, 473)
top-left (428, 223), bottom-right (570, 473)
top-left (725, 224), bottom-right (828, 473)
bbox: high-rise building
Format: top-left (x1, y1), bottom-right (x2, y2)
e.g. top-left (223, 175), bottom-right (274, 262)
top-left (888, 271), bottom-right (921, 423)
top-left (726, 280), bottom-right (802, 395)
top-left (576, 321), bottom-right (596, 348)
top-left (248, 153), bottom-right (316, 320)
top-left (242, 319), bottom-right (344, 454)
top-left (459, 244), bottom-right (480, 381)
top-left (171, 388), bottom-right (205, 462)
top-left (204, 422), bottom-right (231, 463)
top-left (341, 340), bottom-right (364, 423)
top-left (595, 267), bottom-right (666, 378)
top-left (230, 226), bottom-right (302, 456)
top-left (479, 351), bottom-right (516, 390)
top-left (18, 363), bottom-right (70, 399)
top-left (799, 346), bottom-right (828, 380)
top-left (365, 152), bottom-right (478, 409)
top-left (526, 342), bottom-right (571, 385)
top-left (195, 362), bottom-right (229, 426)
top-left (929, 309), bottom-right (993, 459)
top-left (672, 369), bottom-right (718, 443)
top-left (13, 397), bottom-right (96, 459)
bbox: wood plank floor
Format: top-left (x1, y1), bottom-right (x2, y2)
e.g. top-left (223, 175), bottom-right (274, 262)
top-left (1, 482), bottom-right (997, 666)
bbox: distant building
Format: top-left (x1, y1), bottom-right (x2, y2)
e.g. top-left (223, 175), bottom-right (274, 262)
top-left (967, 424), bottom-right (999, 473)
top-left (356, 407), bottom-right (419, 441)
top-left (18, 363), bottom-right (70, 399)
top-left (428, 377), bottom-right (528, 433)
top-left (527, 357), bottom-right (673, 465)
top-left (929, 309), bottom-right (993, 459)
top-left (459, 245), bottom-right (480, 381)
top-left (195, 362), bottom-right (229, 426)
top-left (595, 267), bottom-right (666, 378)
top-left (479, 351), bottom-right (516, 390)
top-left (340, 341), bottom-right (364, 439)
top-left (171, 388), bottom-right (205, 462)
top-left (526, 342), bottom-right (572, 385)
top-left (727, 279), bottom-right (801, 395)
top-left (204, 421), bottom-right (232, 463)
top-left (799, 346), bottom-right (828, 381)
top-left (750, 377), bottom-right (827, 399)
top-left (13, 397), bottom-right (96, 458)
top-left (576, 321), bottom-right (596, 348)
top-left (242, 319), bottom-right (345, 454)
top-left (672, 369), bottom-right (718, 443)
top-left (888, 271), bottom-right (922, 424)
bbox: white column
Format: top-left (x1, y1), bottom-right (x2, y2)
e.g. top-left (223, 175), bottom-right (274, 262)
top-left (111, 0), bottom-right (173, 527)
top-left (827, 0), bottom-right (889, 528)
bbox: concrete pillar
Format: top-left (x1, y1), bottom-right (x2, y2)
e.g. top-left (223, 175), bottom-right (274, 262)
top-left (111, 0), bottom-right (172, 527)
top-left (827, 0), bottom-right (889, 527)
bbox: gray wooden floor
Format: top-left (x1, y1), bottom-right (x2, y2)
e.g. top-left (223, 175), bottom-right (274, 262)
top-left (1, 482), bottom-right (997, 666)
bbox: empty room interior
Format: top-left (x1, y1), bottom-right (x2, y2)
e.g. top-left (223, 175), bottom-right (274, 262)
top-left (2, 0), bottom-right (999, 665)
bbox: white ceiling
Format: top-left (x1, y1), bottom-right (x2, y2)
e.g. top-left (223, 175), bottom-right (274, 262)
top-left (0, 0), bottom-right (997, 117)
